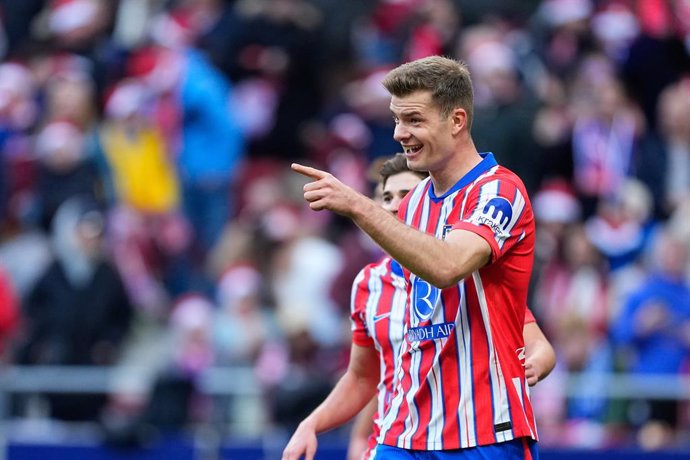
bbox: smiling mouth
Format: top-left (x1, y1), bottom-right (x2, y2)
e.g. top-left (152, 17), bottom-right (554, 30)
top-left (403, 145), bottom-right (422, 155)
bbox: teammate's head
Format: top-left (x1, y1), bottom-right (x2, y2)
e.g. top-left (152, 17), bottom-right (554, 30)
top-left (379, 153), bottom-right (428, 215)
top-left (382, 55), bottom-right (474, 128)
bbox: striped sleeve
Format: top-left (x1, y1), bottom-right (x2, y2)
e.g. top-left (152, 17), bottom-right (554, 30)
top-left (452, 175), bottom-right (529, 262)
top-left (524, 307), bottom-right (536, 324)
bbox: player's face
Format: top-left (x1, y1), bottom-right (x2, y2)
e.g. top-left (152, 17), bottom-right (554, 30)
top-left (381, 171), bottom-right (423, 216)
top-left (390, 90), bottom-right (457, 175)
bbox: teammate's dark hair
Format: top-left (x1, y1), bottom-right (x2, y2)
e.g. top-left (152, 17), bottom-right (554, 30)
top-left (380, 153), bottom-right (428, 189)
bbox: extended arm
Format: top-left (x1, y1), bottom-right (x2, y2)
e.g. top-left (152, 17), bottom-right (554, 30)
top-left (523, 322), bottom-right (556, 386)
top-left (347, 397), bottom-right (378, 460)
top-left (282, 344), bottom-right (380, 460)
top-left (293, 164), bottom-right (491, 288)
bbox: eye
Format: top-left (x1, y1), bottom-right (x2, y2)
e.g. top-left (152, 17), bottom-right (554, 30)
top-left (392, 116), bottom-right (400, 125)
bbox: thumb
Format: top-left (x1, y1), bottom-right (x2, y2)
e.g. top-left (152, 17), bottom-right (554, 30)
top-left (304, 438), bottom-right (318, 460)
top-left (292, 163), bottom-right (329, 180)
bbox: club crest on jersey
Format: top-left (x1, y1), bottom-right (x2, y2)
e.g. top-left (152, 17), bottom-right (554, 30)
top-left (412, 278), bottom-right (439, 322)
top-left (473, 196), bottom-right (513, 234)
top-left (442, 224), bottom-right (453, 239)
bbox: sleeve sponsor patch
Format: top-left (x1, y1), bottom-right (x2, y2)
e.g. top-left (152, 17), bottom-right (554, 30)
top-left (469, 196), bottom-right (514, 235)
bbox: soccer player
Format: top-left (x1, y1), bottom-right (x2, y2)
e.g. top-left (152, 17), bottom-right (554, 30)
top-left (291, 55), bottom-right (540, 458)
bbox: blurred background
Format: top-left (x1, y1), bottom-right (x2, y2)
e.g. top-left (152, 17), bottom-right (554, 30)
top-left (0, 0), bottom-right (689, 458)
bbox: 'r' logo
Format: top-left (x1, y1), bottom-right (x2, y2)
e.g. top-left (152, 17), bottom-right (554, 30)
top-left (412, 278), bottom-right (439, 322)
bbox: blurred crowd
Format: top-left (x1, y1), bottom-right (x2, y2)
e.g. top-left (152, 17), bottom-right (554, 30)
top-left (0, 0), bottom-right (690, 452)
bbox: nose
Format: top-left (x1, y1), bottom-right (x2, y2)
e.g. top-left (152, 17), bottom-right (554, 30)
top-left (383, 197), bottom-right (402, 215)
top-left (390, 198), bottom-right (401, 214)
top-left (393, 122), bottom-right (409, 143)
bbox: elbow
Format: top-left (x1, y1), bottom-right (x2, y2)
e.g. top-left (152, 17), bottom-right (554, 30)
top-left (428, 245), bottom-right (490, 289)
top-left (433, 276), bottom-right (459, 290)
top-left (354, 372), bottom-right (379, 398)
top-left (428, 263), bottom-right (468, 289)
top-left (536, 342), bottom-right (557, 382)
top-left (544, 345), bottom-right (557, 378)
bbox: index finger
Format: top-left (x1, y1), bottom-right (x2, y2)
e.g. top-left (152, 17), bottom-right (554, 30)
top-left (291, 163), bottom-right (329, 180)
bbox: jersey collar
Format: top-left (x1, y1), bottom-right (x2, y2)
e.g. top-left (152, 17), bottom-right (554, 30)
top-left (429, 152), bottom-right (497, 201)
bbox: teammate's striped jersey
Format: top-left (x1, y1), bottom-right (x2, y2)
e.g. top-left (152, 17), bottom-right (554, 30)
top-left (350, 256), bottom-right (407, 458)
top-left (379, 152), bottom-right (538, 451)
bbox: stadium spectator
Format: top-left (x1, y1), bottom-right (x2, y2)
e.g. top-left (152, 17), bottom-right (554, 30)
top-left (15, 196), bottom-right (133, 421)
top-left (212, 264), bottom-right (273, 365)
top-left (33, 121), bottom-right (102, 230)
top-left (612, 227), bottom-right (690, 448)
top-left (464, 27), bottom-right (542, 194)
top-left (0, 265), bottom-right (19, 359)
top-left (0, 62), bottom-right (38, 229)
top-left (125, 39), bottom-right (245, 294)
top-left (569, 55), bottom-right (645, 216)
top-left (219, 0), bottom-right (324, 161)
top-left (99, 78), bottom-right (190, 312)
top-left (634, 78), bottom-right (690, 218)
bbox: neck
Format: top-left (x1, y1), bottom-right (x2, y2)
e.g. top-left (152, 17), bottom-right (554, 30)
top-left (429, 146), bottom-right (483, 196)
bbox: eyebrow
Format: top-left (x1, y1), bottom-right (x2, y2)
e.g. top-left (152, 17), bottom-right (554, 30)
top-left (390, 109), bottom-right (423, 117)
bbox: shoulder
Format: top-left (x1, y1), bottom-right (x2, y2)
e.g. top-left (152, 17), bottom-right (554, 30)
top-left (475, 165), bottom-right (528, 192)
top-left (468, 166), bottom-right (532, 212)
top-left (353, 258), bottom-right (386, 289)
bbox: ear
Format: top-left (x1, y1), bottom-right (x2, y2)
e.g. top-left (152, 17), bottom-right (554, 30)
top-left (450, 107), bottom-right (467, 135)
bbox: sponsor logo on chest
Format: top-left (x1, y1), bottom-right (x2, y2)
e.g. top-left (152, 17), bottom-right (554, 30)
top-left (406, 322), bottom-right (455, 342)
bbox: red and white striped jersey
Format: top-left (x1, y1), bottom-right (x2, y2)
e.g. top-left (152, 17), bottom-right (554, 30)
top-left (379, 153), bottom-right (538, 450)
top-left (350, 256), bottom-right (408, 457)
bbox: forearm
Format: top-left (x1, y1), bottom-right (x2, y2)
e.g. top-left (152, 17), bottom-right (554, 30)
top-left (526, 341), bottom-right (556, 381)
top-left (349, 397), bottom-right (377, 445)
top-left (351, 198), bottom-right (487, 288)
top-left (283, 344), bottom-right (379, 460)
top-left (523, 322), bottom-right (556, 382)
top-left (293, 163), bottom-right (489, 287)
top-left (347, 397), bottom-right (377, 460)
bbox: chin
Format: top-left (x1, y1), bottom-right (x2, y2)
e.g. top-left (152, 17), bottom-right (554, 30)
top-left (406, 157), bottom-right (426, 172)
